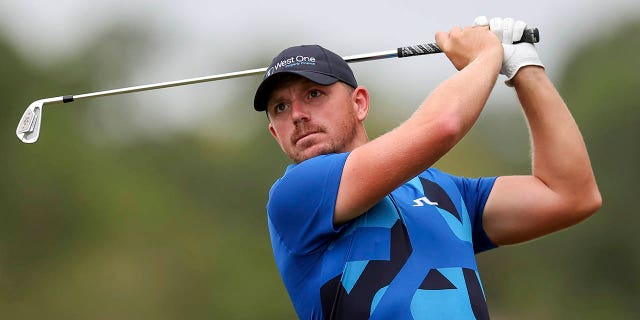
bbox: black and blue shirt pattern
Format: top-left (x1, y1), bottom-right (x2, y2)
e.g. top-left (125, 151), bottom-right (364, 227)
top-left (267, 153), bottom-right (497, 319)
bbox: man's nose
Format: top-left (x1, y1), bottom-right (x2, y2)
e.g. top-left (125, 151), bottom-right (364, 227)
top-left (291, 100), bottom-right (310, 123)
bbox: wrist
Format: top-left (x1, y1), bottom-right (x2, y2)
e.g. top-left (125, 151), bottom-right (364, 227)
top-left (510, 65), bottom-right (546, 87)
top-left (474, 45), bottom-right (503, 74)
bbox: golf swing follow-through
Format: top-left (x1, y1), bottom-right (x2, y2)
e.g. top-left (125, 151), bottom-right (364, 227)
top-left (16, 15), bottom-right (601, 320)
top-left (255, 16), bottom-right (599, 319)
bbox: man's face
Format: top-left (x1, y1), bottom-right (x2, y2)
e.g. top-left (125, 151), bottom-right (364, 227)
top-left (267, 76), bottom-right (361, 163)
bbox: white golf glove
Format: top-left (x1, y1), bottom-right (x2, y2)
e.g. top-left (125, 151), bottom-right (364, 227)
top-left (474, 16), bottom-right (544, 86)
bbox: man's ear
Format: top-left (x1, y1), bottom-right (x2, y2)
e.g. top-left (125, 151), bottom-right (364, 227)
top-left (352, 86), bottom-right (370, 122)
top-left (268, 123), bottom-right (279, 140)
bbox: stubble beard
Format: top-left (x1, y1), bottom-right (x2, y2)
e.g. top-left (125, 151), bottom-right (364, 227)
top-left (288, 119), bottom-right (358, 164)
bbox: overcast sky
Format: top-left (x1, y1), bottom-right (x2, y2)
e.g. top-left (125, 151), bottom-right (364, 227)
top-left (2, 0), bottom-right (639, 141)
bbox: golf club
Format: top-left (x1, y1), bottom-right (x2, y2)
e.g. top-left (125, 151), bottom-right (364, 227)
top-left (16, 28), bottom-right (539, 144)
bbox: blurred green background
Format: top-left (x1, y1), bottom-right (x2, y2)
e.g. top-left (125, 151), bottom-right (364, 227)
top-left (1, 2), bottom-right (639, 319)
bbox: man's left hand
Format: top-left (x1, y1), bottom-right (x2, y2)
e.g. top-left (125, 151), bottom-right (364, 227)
top-left (474, 16), bottom-right (544, 85)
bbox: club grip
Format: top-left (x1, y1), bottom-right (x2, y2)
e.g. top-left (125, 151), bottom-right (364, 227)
top-left (517, 27), bottom-right (540, 44)
top-left (397, 43), bottom-right (442, 57)
top-left (398, 27), bottom-right (540, 58)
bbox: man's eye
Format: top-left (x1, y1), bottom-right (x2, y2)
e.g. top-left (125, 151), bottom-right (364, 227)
top-left (274, 103), bottom-right (289, 113)
top-left (309, 90), bottom-right (322, 98)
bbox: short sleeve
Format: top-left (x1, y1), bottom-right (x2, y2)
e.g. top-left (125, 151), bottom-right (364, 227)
top-left (443, 172), bottom-right (498, 253)
top-left (267, 153), bottom-right (350, 255)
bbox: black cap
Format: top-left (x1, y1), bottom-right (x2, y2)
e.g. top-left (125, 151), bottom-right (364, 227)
top-left (253, 45), bottom-right (358, 111)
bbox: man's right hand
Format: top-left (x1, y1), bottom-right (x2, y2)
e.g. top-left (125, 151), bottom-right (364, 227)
top-left (474, 16), bottom-right (545, 85)
top-left (435, 24), bottom-right (503, 71)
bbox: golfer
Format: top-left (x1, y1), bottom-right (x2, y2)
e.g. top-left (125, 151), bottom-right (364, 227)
top-left (253, 16), bottom-right (601, 319)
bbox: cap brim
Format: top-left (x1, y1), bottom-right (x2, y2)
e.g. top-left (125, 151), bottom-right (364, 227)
top-left (253, 71), bottom-right (339, 111)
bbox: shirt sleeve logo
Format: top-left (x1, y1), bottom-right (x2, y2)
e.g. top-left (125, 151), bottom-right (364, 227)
top-left (412, 196), bottom-right (439, 207)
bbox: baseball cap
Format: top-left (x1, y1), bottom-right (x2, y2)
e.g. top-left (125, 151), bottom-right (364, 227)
top-left (253, 45), bottom-right (358, 111)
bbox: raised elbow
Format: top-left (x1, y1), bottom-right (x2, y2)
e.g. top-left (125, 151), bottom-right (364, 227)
top-left (570, 185), bottom-right (602, 221)
top-left (583, 187), bottom-right (602, 217)
top-left (432, 113), bottom-right (465, 147)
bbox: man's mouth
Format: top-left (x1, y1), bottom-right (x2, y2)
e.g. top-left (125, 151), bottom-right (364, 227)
top-left (293, 131), bottom-right (321, 145)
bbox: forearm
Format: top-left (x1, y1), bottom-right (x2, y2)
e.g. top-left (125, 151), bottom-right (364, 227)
top-left (376, 51), bottom-right (500, 175)
top-left (336, 51), bottom-right (501, 222)
top-left (377, 51), bottom-right (501, 181)
top-left (412, 51), bottom-right (502, 144)
top-left (481, 67), bottom-right (601, 244)
top-left (513, 67), bottom-right (601, 210)
top-left (335, 26), bottom-right (503, 224)
top-left (478, 16), bottom-right (600, 245)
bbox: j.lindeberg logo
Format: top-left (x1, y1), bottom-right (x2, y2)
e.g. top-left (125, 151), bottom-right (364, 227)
top-left (412, 196), bottom-right (439, 207)
top-left (267, 55), bottom-right (317, 77)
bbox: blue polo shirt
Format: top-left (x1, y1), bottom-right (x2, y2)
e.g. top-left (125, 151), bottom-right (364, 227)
top-left (267, 153), bottom-right (497, 319)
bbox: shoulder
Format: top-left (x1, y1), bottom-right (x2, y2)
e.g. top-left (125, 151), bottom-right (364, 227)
top-left (281, 153), bottom-right (350, 181)
top-left (271, 153), bottom-right (349, 190)
top-left (268, 153), bottom-right (350, 208)
top-left (267, 153), bottom-right (352, 255)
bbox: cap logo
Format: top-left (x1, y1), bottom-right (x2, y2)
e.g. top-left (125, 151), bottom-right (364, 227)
top-left (266, 55), bottom-right (317, 78)
top-left (266, 67), bottom-right (275, 77)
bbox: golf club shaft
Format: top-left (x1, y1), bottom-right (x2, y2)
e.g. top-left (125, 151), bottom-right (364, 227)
top-left (16, 27), bottom-right (540, 144)
top-left (65, 67), bottom-right (269, 103)
top-left (58, 50), bottom-right (402, 105)
top-left (41, 27), bottom-right (540, 106)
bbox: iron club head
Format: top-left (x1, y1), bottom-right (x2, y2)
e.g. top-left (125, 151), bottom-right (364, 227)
top-left (16, 100), bottom-right (44, 144)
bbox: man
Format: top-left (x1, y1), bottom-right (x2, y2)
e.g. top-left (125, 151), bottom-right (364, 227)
top-left (253, 16), bottom-right (601, 319)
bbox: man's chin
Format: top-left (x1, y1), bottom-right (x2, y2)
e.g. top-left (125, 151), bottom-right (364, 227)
top-left (290, 145), bottom-right (334, 163)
